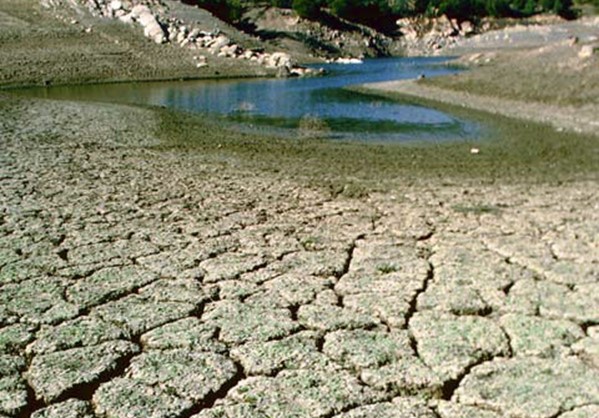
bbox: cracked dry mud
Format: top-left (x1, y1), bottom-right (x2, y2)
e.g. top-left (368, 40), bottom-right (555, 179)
top-left (1, 97), bottom-right (598, 418)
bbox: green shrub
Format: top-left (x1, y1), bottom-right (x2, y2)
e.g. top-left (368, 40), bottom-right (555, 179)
top-left (292, 0), bottom-right (323, 18)
top-left (272, 0), bottom-right (294, 7)
top-left (195, 0), bottom-right (244, 22)
top-left (327, 0), bottom-right (398, 31)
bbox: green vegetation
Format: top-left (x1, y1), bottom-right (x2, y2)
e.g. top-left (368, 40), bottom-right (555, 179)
top-left (377, 263), bottom-right (399, 273)
top-left (182, 0), bottom-right (577, 29)
top-left (452, 204), bottom-right (503, 214)
top-left (183, 0), bottom-right (244, 22)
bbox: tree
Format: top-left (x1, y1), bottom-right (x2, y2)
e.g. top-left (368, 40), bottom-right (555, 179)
top-left (327, 0), bottom-right (398, 31)
top-left (437, 0), bottom-right (486, 21)
top-left (195, 0), bottom-right (244, 22)
top-left (292, 0), bottom-right (323, 18)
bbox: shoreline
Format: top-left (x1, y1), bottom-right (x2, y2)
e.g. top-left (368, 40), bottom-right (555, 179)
top-left (355, 78), bottom-right (599, 137)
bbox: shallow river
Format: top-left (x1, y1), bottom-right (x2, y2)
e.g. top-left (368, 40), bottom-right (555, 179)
top-left (20, 56), bottom-right (483, 142)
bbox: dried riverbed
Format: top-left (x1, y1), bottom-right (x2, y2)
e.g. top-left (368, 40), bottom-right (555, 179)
top-left (1, 94), bottom-right (598, 417)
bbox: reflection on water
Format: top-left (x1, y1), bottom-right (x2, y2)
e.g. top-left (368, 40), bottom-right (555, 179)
top-left (18, 56), bottom-right (483, 142)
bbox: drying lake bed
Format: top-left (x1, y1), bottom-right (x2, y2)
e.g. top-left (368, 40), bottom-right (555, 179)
top-left (1, 91), bottom-right (598, 417)
top-left (1, 0), bottom-right (598, 417)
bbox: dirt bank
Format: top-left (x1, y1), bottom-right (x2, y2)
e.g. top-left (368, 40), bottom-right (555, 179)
top-left (0, 0), bottom-right (276, 88)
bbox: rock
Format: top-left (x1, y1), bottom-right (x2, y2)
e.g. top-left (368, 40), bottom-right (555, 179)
top-left (188, 28), bottom-right (200, 41)
top-left (130, 4), bottom-right (150, 19)
top-left (118, 12), bottom-right (134, 25)
top-left (144, 21), bottom-right (166, 44)
top-left (208, 35), bottom-right (230, 53)
top-left (579, 44), bottom-right (598, 59)
top-left (454, 356), bottom-right (599, 418)
top-left (267, 52), bottom-right (293, 68)
top-left (131, 5), bottom-right (166, 44)
top-left (335, 58), bottom-right (363, 64)
top-left (220, 44), bottom-right (239, 57)
top-left (460, 20), bottom-right (475, 36)
top-left (277, 65), bottom-right (290, 77)
top-left (109, 0), bottom-right (122, 12)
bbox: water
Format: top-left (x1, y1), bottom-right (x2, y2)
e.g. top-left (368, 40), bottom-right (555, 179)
top-left (19, 56), bottom-right (483, 142)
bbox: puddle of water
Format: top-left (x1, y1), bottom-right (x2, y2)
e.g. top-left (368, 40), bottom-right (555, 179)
top-left (16, 56), bottom-right (485, 142)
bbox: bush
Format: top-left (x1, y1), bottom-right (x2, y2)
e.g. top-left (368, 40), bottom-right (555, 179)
top-left (195, 0), bottom-right (244, 22)
top-left (293, 0), bottom-right (323, 18)
top-left (272, 0), bottom-right (293, 7)
top-left (327, 0), bottom-right (398, 31)
top-left (437, 0), bottom-right (486, 20)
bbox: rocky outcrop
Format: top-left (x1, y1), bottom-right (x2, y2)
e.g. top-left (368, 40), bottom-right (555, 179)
top-left (396, 15), bottom-right (478, 54)
top-left (131, 4), bottom-right (166, 43)
top-left (241, 7), bottom-right (397, 60)
top-left (42, 0), bottom-right (321, 76)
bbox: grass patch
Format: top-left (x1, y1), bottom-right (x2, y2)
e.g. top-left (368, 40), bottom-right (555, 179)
top-left (452, 204), bottom-right (503, 215)
top-left (377, 263), bottom-right (399, 274)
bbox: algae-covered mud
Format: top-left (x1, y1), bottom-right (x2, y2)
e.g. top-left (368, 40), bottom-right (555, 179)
top-left (1, 94), bottom-right (598, 417)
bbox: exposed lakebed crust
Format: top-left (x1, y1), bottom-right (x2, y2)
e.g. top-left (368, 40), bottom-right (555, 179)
top-left (1, 1), bottom-right (599, 416)
top-left (1, 96), bottom-right (598, 417)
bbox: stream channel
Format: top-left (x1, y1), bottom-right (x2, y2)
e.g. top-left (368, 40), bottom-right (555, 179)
top-left (20, 56), bottom-right (484, 142)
